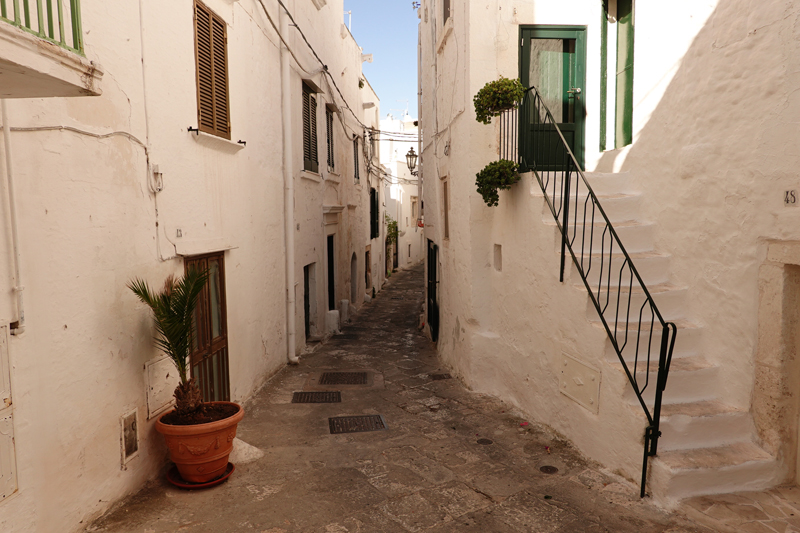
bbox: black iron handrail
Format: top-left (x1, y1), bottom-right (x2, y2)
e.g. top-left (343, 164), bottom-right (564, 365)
top-left (499, 87), bottom-right (678, 497)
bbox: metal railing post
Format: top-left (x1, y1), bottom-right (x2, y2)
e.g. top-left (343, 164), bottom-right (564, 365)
top-left (560, 163), bottom-right (570, 283)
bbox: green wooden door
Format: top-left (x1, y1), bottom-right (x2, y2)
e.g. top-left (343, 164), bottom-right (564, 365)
top-left (520, 27), bottom-right (586, 171)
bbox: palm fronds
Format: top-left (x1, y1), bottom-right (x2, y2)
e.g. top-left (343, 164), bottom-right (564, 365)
top-left (128, 268), bottom-right (208, 385)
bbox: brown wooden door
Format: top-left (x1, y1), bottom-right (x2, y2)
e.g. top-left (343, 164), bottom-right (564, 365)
top-left (186, 252), bottom-right (230, 402)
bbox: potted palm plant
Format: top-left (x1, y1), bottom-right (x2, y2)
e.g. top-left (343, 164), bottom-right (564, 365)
top-left (129, 268), bottom-right (244, 484)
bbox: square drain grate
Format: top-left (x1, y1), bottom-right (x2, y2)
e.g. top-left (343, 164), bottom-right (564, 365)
top-left (292, 391), bottom-right (342, 404)
top-left (319, 372), bottom-right (368, 385)
top-left (329, 415), bottom-right (387, 434)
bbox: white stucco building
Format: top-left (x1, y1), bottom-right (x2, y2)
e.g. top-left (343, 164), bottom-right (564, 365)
top-left (380, 113), bottom-right (424, 271)
top-left (0, 1), bottom-right (384, 531)
top-left (419, 0), bottom-right (800, 504)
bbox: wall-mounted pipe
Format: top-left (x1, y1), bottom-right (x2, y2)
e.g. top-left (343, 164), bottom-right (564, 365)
top-left (1, 100), bottom-right (25, 335)
top-left (280, 6), bottom-right (299, 365)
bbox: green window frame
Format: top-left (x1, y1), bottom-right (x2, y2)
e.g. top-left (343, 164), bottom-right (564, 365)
top-left (615, 0), bottom-right (634, 148)
top-left (599, 0), bottom-right (634, 150)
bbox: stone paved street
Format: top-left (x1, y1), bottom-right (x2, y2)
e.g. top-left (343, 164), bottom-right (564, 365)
top-left (88, 264), bottom-right (712, 533)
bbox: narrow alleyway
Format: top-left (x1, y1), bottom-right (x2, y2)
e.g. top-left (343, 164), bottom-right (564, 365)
top-left (89, 264), bottom-right (710, 533)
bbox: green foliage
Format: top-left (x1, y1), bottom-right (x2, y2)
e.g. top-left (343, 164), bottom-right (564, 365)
top-left (128, 268), bottom-right (208, 386)
top-left (385, 214), bottom-right (399, 246)
top-left (476, 159), bottom-right (520, 207)
top-left (473, 77), bottom-right (526, 125)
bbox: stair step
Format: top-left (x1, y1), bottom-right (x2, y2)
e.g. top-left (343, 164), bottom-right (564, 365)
top-left (569, 250), bottom-right (670, 288)
top-left (659, 400), bottom-right (754, 451)
top-left (580, 282), bottom-right (687, 322)
top-left (544, 219), bottom-right (656, 254)
top-left (581, 171), bottom-right (635, 194)
top-left (535, 191), bottom-right (644, 223)
top-left (651, 442), bottom-right (783, 503)
top-left (659, 442), bottom-right (771, 470)
top-left (597, 318), bottom-right (701, 362)
top-left (620, 354), bottom-right (718, 405)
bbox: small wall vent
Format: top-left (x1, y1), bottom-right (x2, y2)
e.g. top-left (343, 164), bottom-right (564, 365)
top-left (120, 408), bottom-right (139, 467)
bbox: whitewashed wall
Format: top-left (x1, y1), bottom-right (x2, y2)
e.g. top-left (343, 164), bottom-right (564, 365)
top-left (420, 0), bottom-right (800, 490)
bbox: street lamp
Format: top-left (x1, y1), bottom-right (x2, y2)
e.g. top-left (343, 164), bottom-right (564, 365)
top-left (405, 147), bottom-right (418, 176)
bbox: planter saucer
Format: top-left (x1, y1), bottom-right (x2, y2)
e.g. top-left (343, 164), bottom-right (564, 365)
top-left (166, 462), bottom-right (235, 490)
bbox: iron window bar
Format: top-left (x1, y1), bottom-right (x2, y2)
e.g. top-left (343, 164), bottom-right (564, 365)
top-left (499, 87), bottom-right (678, 498)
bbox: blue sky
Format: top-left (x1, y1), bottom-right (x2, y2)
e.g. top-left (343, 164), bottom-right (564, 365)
top-left (342, 0), bottom-right (419, 119)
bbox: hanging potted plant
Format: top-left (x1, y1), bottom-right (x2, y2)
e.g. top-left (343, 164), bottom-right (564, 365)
top-left (473, 77), bottom-right (526, 124)
top-left (129, 268), bottom-right (244, 485)
top-left (476, 159), bottom-right (520, 207)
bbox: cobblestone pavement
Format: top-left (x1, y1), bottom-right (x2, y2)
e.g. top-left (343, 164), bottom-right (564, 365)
top-left (683, 486), bottom-right (800, 533)
top-left (89, 264), bottom-right (711, 533)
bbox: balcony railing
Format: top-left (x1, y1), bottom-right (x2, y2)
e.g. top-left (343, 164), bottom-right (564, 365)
top-left (0, 0), bottom-right (83, 54)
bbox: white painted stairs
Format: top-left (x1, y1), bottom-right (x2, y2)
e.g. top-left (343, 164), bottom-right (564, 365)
top-left (529, 170), bottom-right (783, 505)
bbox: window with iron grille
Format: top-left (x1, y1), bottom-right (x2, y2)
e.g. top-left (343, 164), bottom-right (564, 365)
top-left (194, 1), bottom-right (231, 139)
top-left (353, 138), bottom-right (360, 181)
top-left (370, 188), bottom-right (379, 239)
top-left (326, 107), bottom-right (335, 170)
top-left (303, 83), bottom-right (319, 172)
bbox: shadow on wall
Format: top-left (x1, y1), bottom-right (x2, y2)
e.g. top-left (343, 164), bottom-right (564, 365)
top-left (592, 0), bottom-right (800, 480)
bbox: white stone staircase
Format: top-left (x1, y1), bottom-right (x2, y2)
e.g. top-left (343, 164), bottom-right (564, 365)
top-left (530, 170), bottom-right (784, 505)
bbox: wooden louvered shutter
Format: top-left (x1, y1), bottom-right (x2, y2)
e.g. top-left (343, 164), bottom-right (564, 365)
top-left (195, 1), bottom-right (231, 139)
top-left (353, 138), bottom-right (359, 181)
top-left (303, 84), bottom-right (319, 172)
top-left (326, 108), bottom-right (334, 170)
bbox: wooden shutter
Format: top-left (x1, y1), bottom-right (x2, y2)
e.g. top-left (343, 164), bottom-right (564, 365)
top-left (195, 1), bottom-right (231, 139)
top-left (303, 84), bottom-right (319, 172)
top-left (326, 108), bottom-right (334, 170)
top-left (353, 138), bottom-right (359, 181)
top-left (370, 187), bottom-right (379, 239)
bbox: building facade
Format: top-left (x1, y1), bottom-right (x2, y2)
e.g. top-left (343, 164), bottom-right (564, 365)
top-left (381, 113), bottom-right (424, 271)
top-left (0, 0), bottom-right (383, 531)
top-left (419, 0), bottom-right (800, 504)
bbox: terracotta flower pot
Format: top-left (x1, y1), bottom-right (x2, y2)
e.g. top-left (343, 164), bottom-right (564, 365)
top-left (155, 401), bottom-right (245, 483)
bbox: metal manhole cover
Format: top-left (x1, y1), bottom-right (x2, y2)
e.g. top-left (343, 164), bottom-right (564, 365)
top-left (477, 438), bottom-right (494, 445)
top-left (329, 415), bottom-right (387, 434)
top-left (430, 373), bottom-right (452, 380)
top-left (292, 391), bottom-right (342, 404)
top-left (540, 466), bottom-right (559, 474)
top-left (319, 372), bottom-right (368, 385)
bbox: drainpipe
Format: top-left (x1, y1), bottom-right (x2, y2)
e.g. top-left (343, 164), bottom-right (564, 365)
top-left (1, 100), bottom-right (24, 335)
top-left (417, 29), bottom-right (423, 224)
top-left (280, 7), bottom-right (299, 364)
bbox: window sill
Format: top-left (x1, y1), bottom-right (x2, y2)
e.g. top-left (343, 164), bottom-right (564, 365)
top-left (436, 18), bottom-right (454, 54)
top-left (301, 170), bottom-right (322, 183)
top-left (190, 131), bottom-right (245, 153)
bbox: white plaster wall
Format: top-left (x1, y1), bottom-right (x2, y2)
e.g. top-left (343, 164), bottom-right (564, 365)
top-left (601, 0), bottom-right (800, 417)
top-left (0, 0), bottom-right (381, 531)
top-left (421, 0), bottom-right (800, 487)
